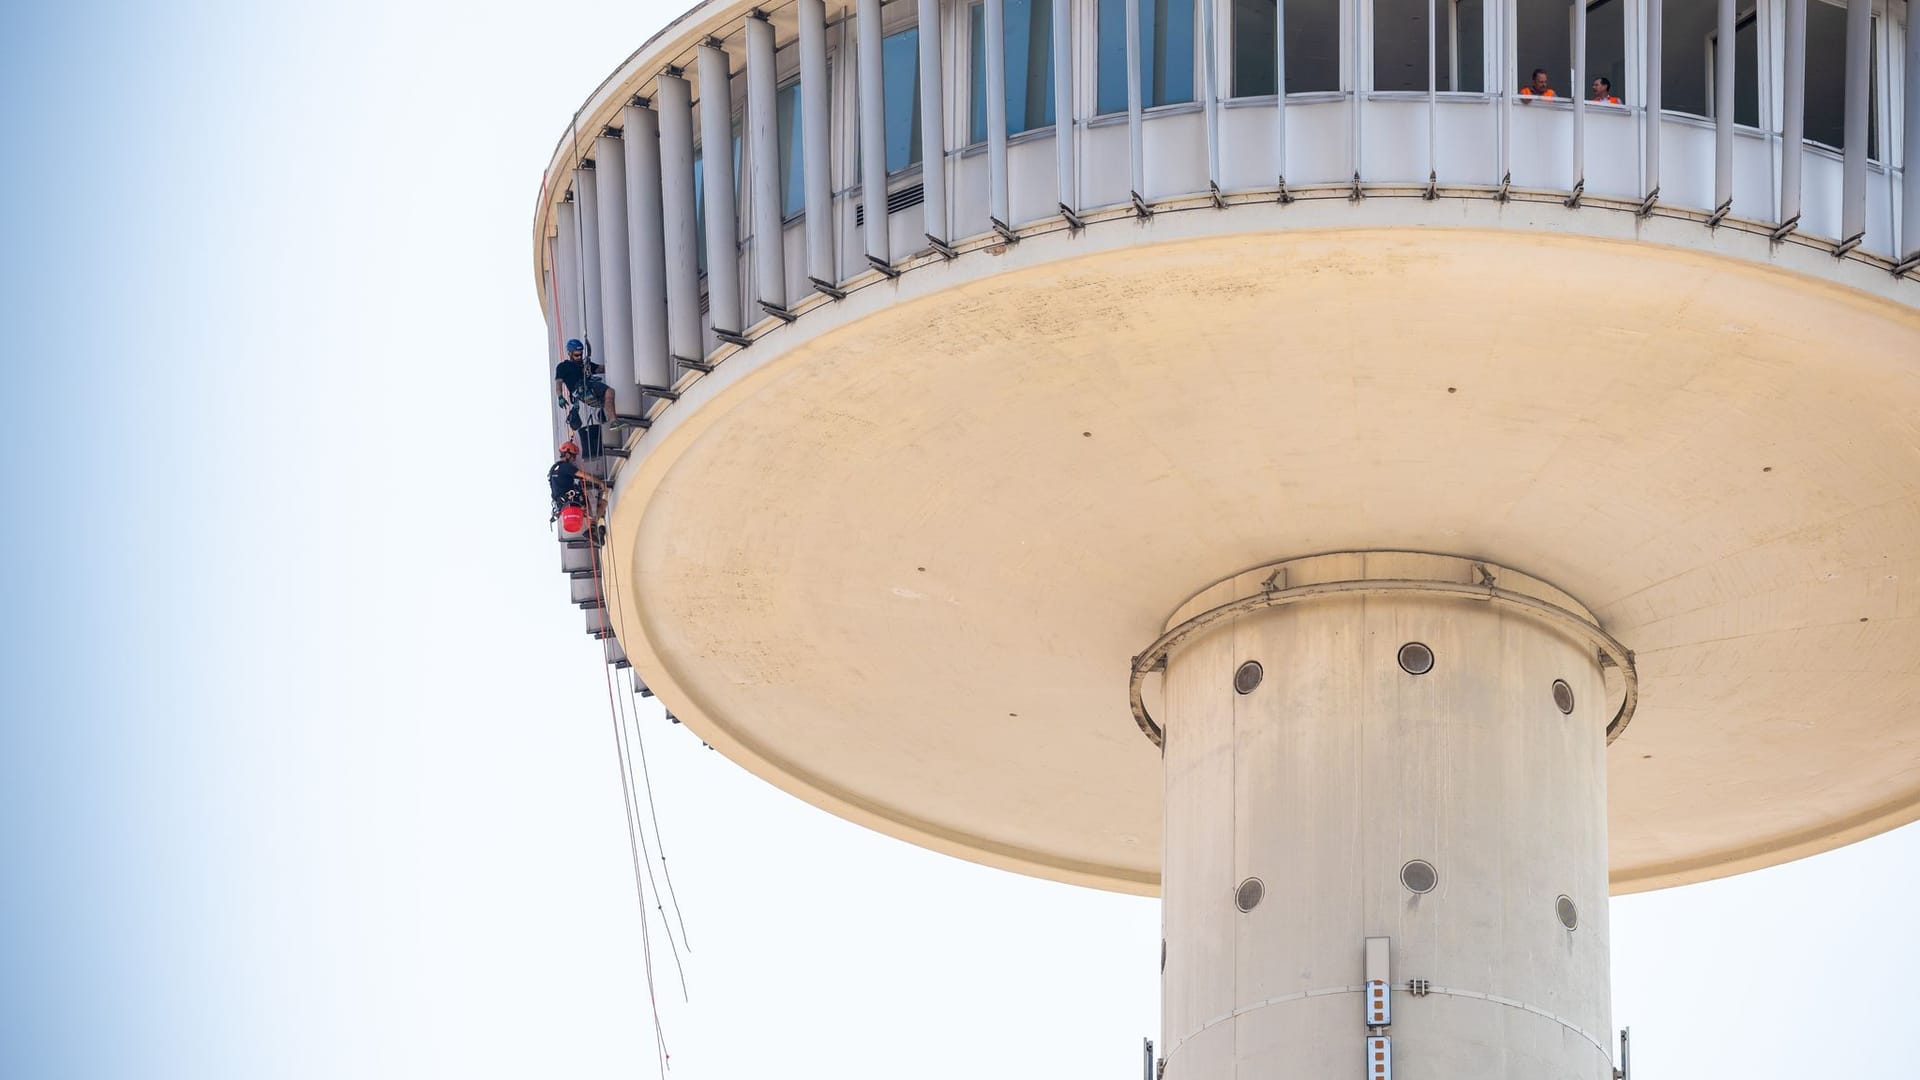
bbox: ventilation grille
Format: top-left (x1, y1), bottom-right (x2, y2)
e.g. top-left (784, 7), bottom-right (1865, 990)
top-left (853, 182), bottom-right (925, 227)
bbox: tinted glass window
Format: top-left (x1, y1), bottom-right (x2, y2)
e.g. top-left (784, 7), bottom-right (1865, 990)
top-left (1374, 0), bottom-right (1431, 92)
top-left (883, 27), bottom-right (923, 172)
top-left (776, 81), bottom-right (804, 218)
top-left (1096, 0), bottom-right (1196, 113)
top-left (970, 0), bottom-right (1057, 142)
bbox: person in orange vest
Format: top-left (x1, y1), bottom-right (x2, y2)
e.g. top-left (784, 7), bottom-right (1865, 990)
top-left (548, 440), bottom-right (607, 536)
top-left (1589, 77), bottom-right (1620, 104)
top-left (1521, 68), bottom-right (1556, 97)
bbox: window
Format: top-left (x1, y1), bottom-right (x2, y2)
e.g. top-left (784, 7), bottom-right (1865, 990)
top-left (1231, 0), bottom-right (1275, 95)
top-left (692, 122), bottom-right (743, 273)
top-left (883, 27), bottom-right (922, 172)
top-left (1514, 0), bottom-right (1569, 96)
top-left (776, 81), bottom-right (804, 219)
top-left (1803, 1), bottom-right (1879, 158)
top-left (1662, 0), bottom-right (1756, 123)
top-left (1444, 0), bottom-right (1484, 92)
top-left (1585, 0), bottom-right (1625, 102)
top-left (1096, 0), bottom-right (1196, 113)
top-left (1374, 0), bottom-right (1432, 91)
top-left (969, 0), bottom-right (1056, 142)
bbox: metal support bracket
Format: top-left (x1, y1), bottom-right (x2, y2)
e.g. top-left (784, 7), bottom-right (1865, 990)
top-left (1424, 172), bottom-right (1438, 201)
top-left (1770, 214), bottom-right (1801, 242)
top-left (759, 300), bottom-right (798, 324)
top-left (1349, 172), bottom-right (1364, 201)
top-left (866, 254), bottom-right (902, 279)
top-left (1892, 252), bottom-right (1920, 276)
top-left (1059, 202), bottom-right (1085, 230)
top-left (1496, 173), bottom-right (1512, 202)
top-left (926, 233), bottom-right (959, 259)
top-left (809, 276), bottom-right (848, 300)
top-left (1636, 187), bottom-right (1659, 217)
top-left (714, 328), bottom-right (753, 347)
top-left (1563, 178), bottom-right (1584, 208)
top-left (1834, 232), bottom-right (1864, 258)
top-left (638, 383), bottom-right (681, 401)
top-left (1276, 176), bottom-right (1294, 204)
top-left (678, 357), bottom-right (716, 374)
top-left (1209, 182), bottom-right (1227, 210)
top-left (1707, 198), bottom-right (1733, 228)
top-left (1130, 190), bottom-right (1154, 219)
top-left (990, 217), bottom-right (1019, 244)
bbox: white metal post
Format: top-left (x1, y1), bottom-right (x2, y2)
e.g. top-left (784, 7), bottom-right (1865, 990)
top-left (918, 0), bottom-right (951, 246)
top-left (856, 0), bottom-right (892, 266)
top-left (698, 43), bottom-right (744, 334)
top-left (622, 103), bottom-right (672, 391)
top-left (1203, 0), bottom-right (1222, 194)
top-left (1055, 0), bottom-right (1076, 215)
top-left (1127, 0), bottom-right (1145, 200)
top-left (1715, 0), bottom-right (1734, 216)
top-left (1779, 0), bottom-right (1806, 231)
top-left (747, 14), bottom-right (789, 315)
top-left (988, 0), bottom-right (1013, 228)
top-left (798, 0), bottom-right (838, 288)
top-left (656, 73), bottom-right (704, 364)
top-left (1840, 0), bottom-right (1871, 247)
top-left (554, 199), bottom-right (585, 343)
top-left (592, 135), bottom-right (637, 415)
top-left (1644, 0), bottom-right (1661, 202)
top-left (1275, 0), bottom-right (1289, 186)
top-left (574, 165), bottom-right (604, 353)
top-left (1573, 0), bottom-right (1588, 193)
top-left (1903, 0), bottom-right (1920, 267)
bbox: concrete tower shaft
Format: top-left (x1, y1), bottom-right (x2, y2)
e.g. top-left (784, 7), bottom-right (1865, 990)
top-left (1158, 553), bottom-right (1613, 1080)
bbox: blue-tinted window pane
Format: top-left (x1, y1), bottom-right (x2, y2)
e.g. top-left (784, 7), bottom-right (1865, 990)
top-left (970, 0), bottom-right (1058, 142)
top-left (1096, 0), bottom-right (1194, 113)
top-left (883, 28), bottom-right (923, 172)
top-left (1144, 0), bottom-right (1195, 104)
top-left (691, 123), bottom-right (742, 275)
top-left (693, 151), bottom-right (706, 272)
top-left (1096, 0), bottom-right (1129, 113)
top-left (777, 81), bottom-right (804, 218)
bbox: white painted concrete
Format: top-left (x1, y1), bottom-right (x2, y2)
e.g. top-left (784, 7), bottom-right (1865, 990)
top-left (1160, 553), bottom-right (1611, 1080)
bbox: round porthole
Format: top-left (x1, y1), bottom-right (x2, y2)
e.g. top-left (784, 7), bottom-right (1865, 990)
top-left (1400, 859), bottom-right (1438, 894)
top-left (1235, 877), bottom-right (1266, 912)
top-left (1397, 642), bottom-right (1435, 675)
top-left (1556, 895), bottom-right (1579, 930)
top-left (1552, 679), bottom-right (1575, 714)
top-left (1234, 661), bottom-right (1264, 695)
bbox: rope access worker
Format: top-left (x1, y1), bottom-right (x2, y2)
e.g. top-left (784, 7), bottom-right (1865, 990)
top-left (548, 439), bottom-right (608, 539)
top-left (554, 338), bottom-right (616, 459)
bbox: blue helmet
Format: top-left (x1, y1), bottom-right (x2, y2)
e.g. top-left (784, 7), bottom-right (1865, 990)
top-left (565, 338), bottom-right (584, 352)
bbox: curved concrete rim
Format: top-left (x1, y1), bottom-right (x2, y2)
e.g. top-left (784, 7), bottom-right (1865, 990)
top-left (603, 200), bottom-right (1920, 896)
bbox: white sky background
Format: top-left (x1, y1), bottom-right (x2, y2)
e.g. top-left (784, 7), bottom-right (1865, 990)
top-left (2, 1), bottom-right (1917, 1077)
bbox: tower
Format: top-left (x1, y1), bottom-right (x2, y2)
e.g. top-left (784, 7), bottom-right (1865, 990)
top-left (536, 1), bottom-right (1920, 1075)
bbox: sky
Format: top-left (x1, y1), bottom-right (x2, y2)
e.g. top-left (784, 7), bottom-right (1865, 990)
top-left (0, 1), bottom-right (1916, 1078)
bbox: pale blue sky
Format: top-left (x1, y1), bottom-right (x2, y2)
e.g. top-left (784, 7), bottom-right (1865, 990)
top-left (1, 2), bottom-right (1914, 1078)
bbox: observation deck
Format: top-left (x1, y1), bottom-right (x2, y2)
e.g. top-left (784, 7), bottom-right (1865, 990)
top-left (536, 0), bottom-right (1920, 898)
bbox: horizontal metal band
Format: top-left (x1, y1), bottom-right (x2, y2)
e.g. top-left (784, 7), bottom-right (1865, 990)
top-left (1128, 575), bottom-right (1638, 750)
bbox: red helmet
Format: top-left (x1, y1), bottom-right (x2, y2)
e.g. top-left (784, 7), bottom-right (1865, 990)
top-left (558, 440), bottom-right (580, 457)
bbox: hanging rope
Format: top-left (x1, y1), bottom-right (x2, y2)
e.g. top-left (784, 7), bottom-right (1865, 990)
top-left (600, 521), bottom-right (695, 958)
top-left (587, 523), bottom-right (670, 1076)
top-left (614, 662), bottom-right (690, 1000)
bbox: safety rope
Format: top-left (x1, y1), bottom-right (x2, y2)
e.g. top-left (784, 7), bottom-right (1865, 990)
top-left (587, 523), bottom-right (671, 1075)
top-left (623, 667), bottom-right (695, 955)
top-left (616, 666), bottom-right (690, 1000)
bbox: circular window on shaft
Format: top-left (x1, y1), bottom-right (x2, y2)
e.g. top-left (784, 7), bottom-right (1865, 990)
top-left (1398, 642), bottom-right (1435, 675)
top-left (1234, 661), bottom-right (1264, 694)
top-left (1556, 895), bottom-right (1579, 930)
top-left (1400, 859), bottom-right (1438, 894)
top-left (1235, 877), bottom-right (1265, 912)
top-left (1552, 679), bottom-right (1575, 714)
